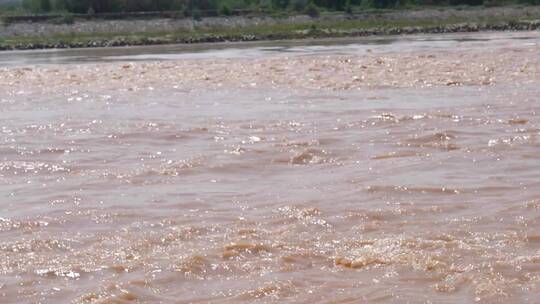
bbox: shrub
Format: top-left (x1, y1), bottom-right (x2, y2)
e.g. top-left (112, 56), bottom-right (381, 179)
top-left (192, 9), bottom-right (202, 20)
top-left (272, 0), bottom-right (290, 8)
top-left (50, 13), bottom-right (75, 24)
top-left (292, 0), bottom-right (308, 11)
top-left (183, 6), bottom-right (191, 16)
top-left (345, 0), bottom-right (353, 12)
top-left (40, 0), bottom-right (51, 11)
top-left (369, 0), bottom-right (400, 8)
top-left (22, 0), bottom-right (41, 13)
top-left (171, 11), bottom-right (185, 19)
top-left (449, 0), bottom-right (483, 5)
top-left (304, 2), bottom-right (320, 17)
top-left (313, 0), bottom-right (346, 10)
top-left (220, 4), bottom-right (232, 15)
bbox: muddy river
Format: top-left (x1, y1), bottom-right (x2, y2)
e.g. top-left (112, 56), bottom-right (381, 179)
top-left (1, 31), bottom-right (540, 303)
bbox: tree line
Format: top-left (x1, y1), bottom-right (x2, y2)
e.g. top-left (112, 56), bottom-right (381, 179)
top-left (19, 0), bottom-right (538, 15)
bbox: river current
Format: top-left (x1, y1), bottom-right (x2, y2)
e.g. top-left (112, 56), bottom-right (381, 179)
top-left (1, 31), bottom-right (540, 303)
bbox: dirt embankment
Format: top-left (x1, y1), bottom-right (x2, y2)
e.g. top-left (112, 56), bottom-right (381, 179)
top-left (1, 6), bottom-right (540, 50)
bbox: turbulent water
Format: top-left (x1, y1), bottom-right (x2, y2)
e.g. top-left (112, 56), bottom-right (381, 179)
top-left (1, 32), bottom-right (540, 303)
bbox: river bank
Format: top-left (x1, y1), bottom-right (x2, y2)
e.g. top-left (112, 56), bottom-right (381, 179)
top-left (1, 5), bottom-right (540, 50)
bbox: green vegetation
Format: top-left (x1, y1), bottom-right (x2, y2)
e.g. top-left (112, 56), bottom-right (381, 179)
top-left (0, 1), bottom-right (25, 15)
top-left (304, 2), bottom-right (320, 16)
top-left (1, 0), bottom-right (539, 50)
top-left (1, 13), bottom-right (539, 50)
top-left (1, 0), bottom-right (536, 17)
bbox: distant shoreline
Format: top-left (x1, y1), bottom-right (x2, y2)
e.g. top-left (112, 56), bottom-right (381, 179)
top-left (1, 23), bottom-right (540, 52)
top-left (1, 6), bottom-right (540, 51)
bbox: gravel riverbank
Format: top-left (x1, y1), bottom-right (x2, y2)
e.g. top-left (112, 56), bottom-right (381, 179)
top-left (1, 6), bottom-right (540, 50)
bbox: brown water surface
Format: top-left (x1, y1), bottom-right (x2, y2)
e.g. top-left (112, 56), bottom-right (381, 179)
top-left (1, 31), bottom-right (540, 303)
